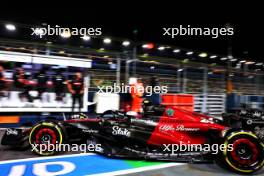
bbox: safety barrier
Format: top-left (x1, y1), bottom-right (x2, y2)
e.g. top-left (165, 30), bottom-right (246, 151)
top-left (194, 94), bottom-right (226, 119)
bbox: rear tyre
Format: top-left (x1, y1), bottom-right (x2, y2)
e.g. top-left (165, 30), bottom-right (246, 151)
top-left (29, 121), bottom-right (65, 156)
top-left (221, 131), bottom-right (264, 174)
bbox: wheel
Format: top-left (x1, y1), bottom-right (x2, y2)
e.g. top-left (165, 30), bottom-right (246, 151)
top-left (221, 131), bottom-right (264, 174)
top-left (29, 121), bottom-right (66, 156)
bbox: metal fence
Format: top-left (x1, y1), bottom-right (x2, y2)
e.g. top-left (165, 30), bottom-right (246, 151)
top-left (194, 94), bottom-right (226, 118)
top-left (132, 63), bottom-right (264, 96)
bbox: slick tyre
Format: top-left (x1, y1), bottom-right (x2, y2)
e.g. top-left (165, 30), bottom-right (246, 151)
top-left (221, 131), bottom-right (264, 174)
top-left (29, 121), bottom-right (66, 156)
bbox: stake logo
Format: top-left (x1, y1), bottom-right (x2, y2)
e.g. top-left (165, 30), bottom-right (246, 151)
top-left (6, 128), bottom-right (18, 135)
top-left (112, 126), bottom-right (131, 137)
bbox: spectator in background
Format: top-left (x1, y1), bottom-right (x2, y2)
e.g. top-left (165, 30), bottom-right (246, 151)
top-left (67, 72), bottom-right (84, 112)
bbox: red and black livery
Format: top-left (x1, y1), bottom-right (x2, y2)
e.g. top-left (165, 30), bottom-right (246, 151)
top-left (1, 102), bottom-right (264, 174)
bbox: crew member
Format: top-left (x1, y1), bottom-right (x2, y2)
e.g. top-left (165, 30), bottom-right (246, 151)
top-left (23, 73), bottom-right (35, 102)
top-left (13, 68), bottom-right (34, 102)
top-left (150, 76), bottom-right (159, 88)
top-left (130, 78), bottom-right (144, 113)
top-left (13, 68), bottom-right (25, 89)
top-left (52, 69), bottom-right (65, 101)
top-left (0, 66), bottom-right (6, 97)
top-left (67, 72), bottom-right (84, 112)
top-left (36, 69), bottom-right (48, 101)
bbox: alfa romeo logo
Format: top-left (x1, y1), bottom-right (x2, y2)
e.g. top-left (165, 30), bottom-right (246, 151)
top-left (166, 108), bottom-right (174, 116)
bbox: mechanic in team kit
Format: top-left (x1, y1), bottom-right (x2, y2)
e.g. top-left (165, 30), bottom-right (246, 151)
top-left (67, 72), bottom-right (84, 112)
top-left (36, 69), bottom-right (48, 101)
top-left (0, 66), bottom-right (7, 97)
top-left (12, 67), bottom-right (34, 102)
top-left (52, 69), bottom-right (66, 101)
top-left (130, 78), bottom-right (144, 114)
top-left (13, 68), bottom-right (25, 90)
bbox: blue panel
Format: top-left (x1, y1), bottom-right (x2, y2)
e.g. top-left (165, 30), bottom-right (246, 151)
top-left (0, 154), bottom-right (131, 176)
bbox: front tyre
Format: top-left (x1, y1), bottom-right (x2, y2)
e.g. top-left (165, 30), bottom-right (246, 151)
top-left (222, 131), bottom-right (264, 174)
top-left (29, 121), bottom-right (65, 156)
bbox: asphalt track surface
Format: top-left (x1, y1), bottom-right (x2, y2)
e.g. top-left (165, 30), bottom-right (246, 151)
top-left (0, 130), bottom-right (263, 176)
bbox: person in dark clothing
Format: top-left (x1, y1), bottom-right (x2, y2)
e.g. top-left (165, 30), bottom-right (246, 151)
top-left (150, 76), bottom-right (159, 88)
top-left (67, 72), bottom-right (84, 112)
top-left (13, 68), bottom-right (33, 101)
top-left (36, 70), bottom-right (47, 100)
top-left (0, 66), bottom-right (6, 97)
top-left (0, 66), bottom-right (5, 87)
top-left (36, 69), bottom-right (48, 101)
top-left (13, 68), bottom-right (25, 89)
top-left (52, 70), bottom-right (65, 101)
top-left (23, 73), bottom-right (35, 102)
top-left (13, 68), bottom-right (35, 102)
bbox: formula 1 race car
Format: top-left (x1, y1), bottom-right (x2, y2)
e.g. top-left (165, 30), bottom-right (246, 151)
top-left (1, 101), bottom-right (264, 174)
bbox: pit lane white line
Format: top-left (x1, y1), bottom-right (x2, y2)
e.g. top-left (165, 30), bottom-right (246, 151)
top-left (0, 153), bottom-right (96, 165)
top-left (86, 163), bottom-right (186, 176)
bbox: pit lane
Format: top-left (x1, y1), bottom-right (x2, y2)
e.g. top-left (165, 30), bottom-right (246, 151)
top-left (0, 130), bottom-right (263, 176)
